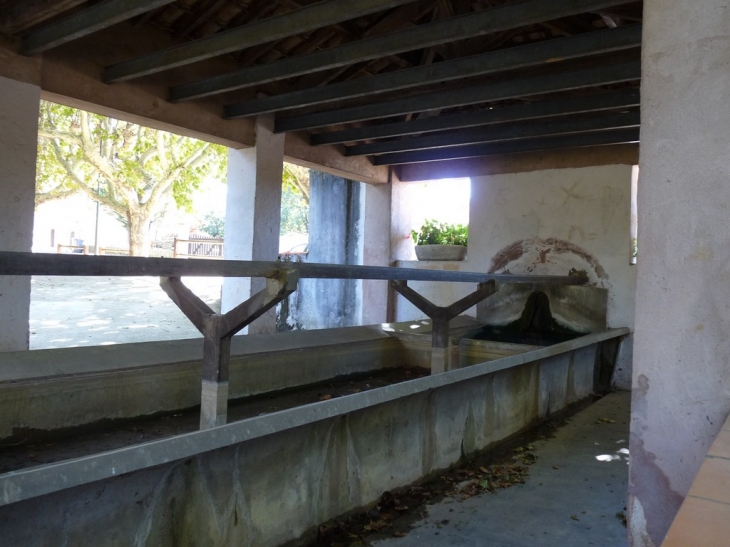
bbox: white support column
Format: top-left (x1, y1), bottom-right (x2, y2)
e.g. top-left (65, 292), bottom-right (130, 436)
top-left (629, 1), bottom-right (730, 545)
top-left (360, 182), bottom-right (391, 325)
top-left (222, 115), bottom-right (284, 334)
top-left (0, 76), bottom-right (40, 352)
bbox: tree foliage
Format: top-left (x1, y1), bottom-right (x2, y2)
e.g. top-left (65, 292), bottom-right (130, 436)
top-left (198, 211), bottom-right (225, 239)
top-left (281, 162), bottom-right (310, 235)
top-left (36, 101), bottom-right (226, 255)
top-left (282, 163), bottom-right (310, 204)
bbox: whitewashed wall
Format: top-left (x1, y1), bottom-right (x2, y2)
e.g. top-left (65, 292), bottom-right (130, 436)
top-left (393, 165), bottom-right (636, 388)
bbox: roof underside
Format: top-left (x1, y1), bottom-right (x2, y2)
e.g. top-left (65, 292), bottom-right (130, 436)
top-left (0, 0), bottom-right (643, 168)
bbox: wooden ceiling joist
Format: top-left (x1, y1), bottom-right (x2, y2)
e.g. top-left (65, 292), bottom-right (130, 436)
top-left (22, 0), bottom-right (179, 55)
top-left (224, 24), bottom-right (641, 119)
top-left (103, 0), bottom-right (417, 83)
top-left (309, 88), bottom-right (641, 146)
top-left (0, 0), bottom-right (87, 35)
top-left (170, 0), bottom-right (638, 102)
top-left (346, 111), bottom-right (640, 156)
top-left (373, 127), bottom-right (641, 165)
top-left (275, 61), bottom-right (641, 133)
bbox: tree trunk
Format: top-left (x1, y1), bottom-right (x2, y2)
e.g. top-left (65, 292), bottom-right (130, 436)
top-left (128, 212), bottom-right (149, 257)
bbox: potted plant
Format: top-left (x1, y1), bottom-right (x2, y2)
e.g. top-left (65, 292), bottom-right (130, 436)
top-left (411, 219), bottom-right (468, 261)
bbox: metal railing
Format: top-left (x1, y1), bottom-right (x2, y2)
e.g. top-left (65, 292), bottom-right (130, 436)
top-left (0, 250), bottom-right (585, 429)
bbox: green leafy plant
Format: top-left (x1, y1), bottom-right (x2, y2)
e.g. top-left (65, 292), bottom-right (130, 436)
top-left (411, 219), bottom-right (468, 246)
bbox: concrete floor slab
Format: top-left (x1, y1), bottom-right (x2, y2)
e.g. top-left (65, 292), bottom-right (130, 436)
top-left (29, 275), bottom-right (222, 349)
top-left (374, 392), bottom-right (630, 547)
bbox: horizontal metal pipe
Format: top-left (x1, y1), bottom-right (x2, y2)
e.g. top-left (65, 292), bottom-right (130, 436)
top-left (0, 252), bottom-right (584, 285)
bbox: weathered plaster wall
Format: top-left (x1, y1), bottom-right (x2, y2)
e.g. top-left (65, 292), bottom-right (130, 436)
top-left (360, 182), bottom-right (392, 325)
top-left (221, 116), bottom-right (284, 334)
top-left (469, 165), bottom-right (636, 389)
top-left (629, 1), bottom-right (730, 545)
top-left (290, 173), bottom-right (363, 330)
top-left (0, 75), bottom-right (39, 352)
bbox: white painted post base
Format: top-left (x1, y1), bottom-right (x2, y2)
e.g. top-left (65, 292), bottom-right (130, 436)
top-left (200, 380), bottom-right (229, 430)
top-left (431, 346), bottom-right (451, 374)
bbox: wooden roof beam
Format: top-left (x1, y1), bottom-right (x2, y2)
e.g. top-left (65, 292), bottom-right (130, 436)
top-left (22, 0), bottom-right (179, 55)
top-left (372, 127), bottom-right (641, 165)
top-left (274, 60), bottom-right (641, 132)
top-left (169, 0), bottom-right (639, 102)
top-left (310, 88), bottom-right (641, 146)
top-left (224, 25), bottom-right (641, 119)
top-left (104, 0), bottom-right (416, 82)
top-left (0, 0), bottom-right (86, 35)
top-left (346, 111), bottom-right (640, 156)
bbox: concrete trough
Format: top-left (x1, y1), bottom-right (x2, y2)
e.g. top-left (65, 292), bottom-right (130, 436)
top-left (0, 323), bottom-right (627, 547)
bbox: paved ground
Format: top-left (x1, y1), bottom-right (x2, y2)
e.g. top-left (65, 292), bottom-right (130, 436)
top-left (374, 392), bottom-right (630, 547)
top-left (29, 275), bottom-right (223, 349)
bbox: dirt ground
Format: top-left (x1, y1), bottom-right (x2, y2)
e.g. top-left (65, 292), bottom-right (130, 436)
top-left (29, 275), bottom-right (224, 349)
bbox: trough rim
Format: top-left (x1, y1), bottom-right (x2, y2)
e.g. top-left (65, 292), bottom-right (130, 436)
top-left (0, 327), bottom-right (629, 507)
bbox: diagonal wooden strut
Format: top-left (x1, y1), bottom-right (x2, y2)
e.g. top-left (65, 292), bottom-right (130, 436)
top-left (391, 279), bottom-right (498, 373)
top-left (161, 269), bottom-right (299, 430)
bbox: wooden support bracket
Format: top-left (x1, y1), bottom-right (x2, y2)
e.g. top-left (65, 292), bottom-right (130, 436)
top-left (161, 268), bottom-right (299, 429)
top-left (391, 279), bottom-right (498, 373)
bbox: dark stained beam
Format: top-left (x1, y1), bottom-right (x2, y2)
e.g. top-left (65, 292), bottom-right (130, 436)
top-left (372, 128), bottom-right (641, 165)
top-left (22, 0), bottom-right (179, 55)
top-left (0, 0), bottom-right (86, 35)
top-left (170, 0), bottom-right (638, 102)
top-left (310, 89), bottom-right (641, 146)
top-left (346, 111), bottom-right (640, 156)
top-left (275, 61), bottom-right (641, 133)
top-left (104, 0), bottom-right (417, 83)
top-left (224, 25), bottom-right (641, 118)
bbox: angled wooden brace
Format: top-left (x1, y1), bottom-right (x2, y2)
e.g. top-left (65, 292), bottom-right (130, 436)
top-left (161, 268), bottom-right (299, 429)
top-left (391, 279), bottom-right (498, 373)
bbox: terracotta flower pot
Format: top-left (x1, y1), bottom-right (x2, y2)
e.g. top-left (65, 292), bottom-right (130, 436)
top-left (414, 244), bottom-right (467, 261)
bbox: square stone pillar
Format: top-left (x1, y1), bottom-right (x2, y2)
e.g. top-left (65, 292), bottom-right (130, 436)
top-left (0, 76), bottom-right (40, 352)
top-left (221, 116), bottom-right (284, 334)
top-left (360, 182), bottom-right (391, 325)
top-left (629, 1), bottom-right (730, 545)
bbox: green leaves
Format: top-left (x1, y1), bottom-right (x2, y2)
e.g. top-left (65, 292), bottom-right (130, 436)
top-left (411, 219), bottom-right (468, 246)
top-left (36, 100), bottom-right (227, 255)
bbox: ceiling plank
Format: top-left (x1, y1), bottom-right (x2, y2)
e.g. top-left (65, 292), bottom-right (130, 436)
top-left (310, 88), bottom-right (640, 146)
top-left (346, 111), bottom-right (640, 156)
top-left (22, 0), bottom-right (179, 55)
top-left (275, 61), bottom-right (641, 133)
top-left (372, 127), bottom-right (641, 165)
top-left (224, 25), bottom-right (641, 118)
top-left (169, 0), bottom-right (638, 102)
top-left (103, 0), bottom-right (417, 82)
